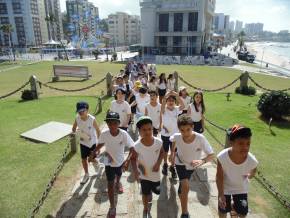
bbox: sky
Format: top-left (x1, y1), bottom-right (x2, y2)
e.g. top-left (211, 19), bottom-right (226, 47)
top-left (60, 0), bottom-right (290, 32)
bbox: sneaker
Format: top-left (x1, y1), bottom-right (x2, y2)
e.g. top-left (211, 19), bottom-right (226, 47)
top-left (170, 166), bottom-right (177, 179)
top-left (80, 174), bottom-right (89, 185)
top-left (107, 208), bottom-right (116, 218)
top-left (180, 213), bottom-right (190, 218)
top-left (162, 163), bottom-right (168, 176)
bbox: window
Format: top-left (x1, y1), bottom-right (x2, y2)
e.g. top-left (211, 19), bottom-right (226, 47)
top-left (188, 12), bottom-right (198, 31)
top-left (0, 17), bottom-right (9, 24)
top-left (15, 17), bottom-right (26, 46)
top-left (174, 13), bottom-right (183, 32)
top-left (12, 2), bottom-right (22, 14)
top-left (173, 36), bottom-right (182, 55)
top-left (187, 36), bottom-right (197, 55)
top-left (159, 14), bottom-right (169, 32)
top-left (159, 36), bottom-right (167, 46)
top-left (0, 3), bottom-right (7, 14)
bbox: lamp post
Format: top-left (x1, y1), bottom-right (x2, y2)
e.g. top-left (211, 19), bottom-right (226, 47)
top-left (259, 47), bottom-right (265, 72)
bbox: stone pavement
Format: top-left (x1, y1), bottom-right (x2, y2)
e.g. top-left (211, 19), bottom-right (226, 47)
top-left (53, 155), bottom-right (267, 218)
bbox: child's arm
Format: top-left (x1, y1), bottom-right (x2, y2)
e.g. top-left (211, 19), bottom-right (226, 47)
top-left (161, 92), bottom-right (169, 114)
top-left (216, 160), bottom-right (226, 209)
top-left (123, 147), bottom-right (137, 171)
top-left (93, 120), bottom-right (101, 137)
top-left (72, 120), bottom-right (77, 133)
top-left (247, 167), bottom-right (257, 179)
top-left (169, 141), bottom-right (176, 166)
top-left (174, 92), bottom-right (185, 111)
top-left (144, 106), bottom-right (148, 116)
top-left (153, 147), bottom-right (165, 172)
top-left (130, 151), bottom-right (139, 182)
top-left (201, 114), bottom-right (205, 132)
top-left (95, 143), bottom-right (104, 153)
top-left (130, 100), bottom-right (137, 107)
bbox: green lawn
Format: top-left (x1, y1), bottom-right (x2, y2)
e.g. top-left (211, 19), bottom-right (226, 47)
top-left (0, 61), bottom-right (289, 217)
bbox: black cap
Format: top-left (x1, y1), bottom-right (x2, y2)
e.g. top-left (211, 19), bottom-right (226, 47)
top-left (104, 111), bottom-right (120, 122)
top-left (139, 87), bottom-right (148, 94)
top-left (76, 101), bottom-right (89, 112)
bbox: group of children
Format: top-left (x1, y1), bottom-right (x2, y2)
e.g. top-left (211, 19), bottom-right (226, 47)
top-left (72, 68), bottom-right (258, 218)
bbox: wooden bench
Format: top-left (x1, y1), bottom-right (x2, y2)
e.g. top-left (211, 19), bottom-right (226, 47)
top-left (52, 65), bottom-right (91, 81)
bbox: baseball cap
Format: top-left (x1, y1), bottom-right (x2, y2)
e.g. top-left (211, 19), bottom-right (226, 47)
top-left (179, 86), bottom-right (187, 92)
top-left (136, 116), bottom-right (153, 129)
top-left (134, 80), bottom-right (142, 88)
top-left (104, 111), bottom-right (120, 122)
top-left (76, 101), bottom-right (89, 112)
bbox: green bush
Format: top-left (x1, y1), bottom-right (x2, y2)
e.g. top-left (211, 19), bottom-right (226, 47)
top-left (235, 86), bottom-right (256, 95)
top-left (21, 89), bottom-right (34, 101)
top-left (257, 91), bottom-right (290, 120)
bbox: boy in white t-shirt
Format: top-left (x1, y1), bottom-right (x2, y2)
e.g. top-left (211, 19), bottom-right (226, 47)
top-left (110, 87), bottom-right (131, 131)
top-left (145, 90), bottom-right (161, 136)
top-left (216, 125), bottom-right (258, 218)
top-left (131, 87), bottom-right (150, 118)
top-left (132, 116), bottom-right (164, 218)
top-left (170, 115), bottom-right (214, 218)
top-left (161, 90), bottom-right (185, 178)
top-left (72, 101), bottom-right (101, 185)
top-left (95, 112), bottom-right (135, 218)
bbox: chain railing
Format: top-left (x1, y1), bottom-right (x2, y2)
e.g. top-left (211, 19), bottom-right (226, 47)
top-left (178, 75), bottom-right (241, 92)
top-left (248, 75), bottom-right (290, 92)
top-left (0, 80), bottom-right (30, 99)
top-left (29, 137), bottom-right (72, 218)
top-left (205, 118), bottom-right (290, 211)
top-left (37, 77), bottom-right (106, 92)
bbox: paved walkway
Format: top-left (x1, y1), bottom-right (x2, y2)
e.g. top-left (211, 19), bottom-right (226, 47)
top-left (53, 153), bottom-right (267, 218)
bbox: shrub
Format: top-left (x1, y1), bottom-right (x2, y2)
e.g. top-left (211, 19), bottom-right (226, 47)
top-left (21, 90), bottom-right (34, 101)
top-left (257, 91), bottom-right (290, 120)
top-left (235, 86), bottom-right (256, 95)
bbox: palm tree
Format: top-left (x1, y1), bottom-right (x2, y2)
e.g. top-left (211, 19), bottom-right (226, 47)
top-left (237, 31), bottom-right (246, 51)
top-left (0, 24), bottom-right (14, 61)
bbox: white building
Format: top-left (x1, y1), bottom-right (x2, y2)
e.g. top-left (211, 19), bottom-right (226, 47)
top-left (140, 0), bottom-right (216, 55)
top-left (107, 12), bottom-right (141, 47)
top-left (0, 0), bottom-right (62, 48)
top-left (214, 13), bottom-right (230, 33)
top-left (229, 21), bottom-right (235, 32)
top-left (235, 20), bottom-right (243, 33)
top-left (245, 23), bottom-right (264, 36)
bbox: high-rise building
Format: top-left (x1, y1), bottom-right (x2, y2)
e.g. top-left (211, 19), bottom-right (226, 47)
top-left (140, 0), bottom-right (216, 55)
top-left (229, 21), bottom-right (235, 32)
top-left (245, 23), bottom-right (264, 36)
top-left (107, 12), bottom-right (141, 46)
top-left (235, 20), bottom-right (243, 33)
top-left (214, 13), bottom-right (230, 33)
top-left (0, 0), bottom-right (63, 48)
top-left (66, 0), bottom-right (99, 38)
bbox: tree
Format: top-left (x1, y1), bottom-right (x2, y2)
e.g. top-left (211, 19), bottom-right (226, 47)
top-left (0, 24), bottom-right (15, 61)
top-left (237, 31), bottom-right (246, 51)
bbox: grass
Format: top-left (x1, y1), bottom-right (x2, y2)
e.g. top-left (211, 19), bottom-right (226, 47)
top-left (0, 61), bottom-right (290, 217)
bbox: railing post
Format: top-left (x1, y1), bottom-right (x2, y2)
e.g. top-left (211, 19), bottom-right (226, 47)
top-left (225, 130), bottom-right (231, 148)
top-left (29, 75), bottom-right (39, 99)
top-left (106, 72), bottom-right (113, 96)
top-left (173, 71), bottom-right (179, 92)
top-left (240, 71), bottom-right (249, 89)
top-left (70, 133), bottom-right (77, 153)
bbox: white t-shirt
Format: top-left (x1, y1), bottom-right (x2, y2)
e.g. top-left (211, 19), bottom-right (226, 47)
top-left (167, 79), bottom-right (176, 91)
top-left (158, 81), bottom-right (166, 90)
top-left (170, 133), bottom-right (214, 170)
top-left (136, 93), bottom-right (150, 115)
top-left (98, 129), bottom-right (135, 167)
top-left (76, 114), bottom-right (98, 148)
top-left (110, 100), bottom-right (131, 127)
top-left (189, 103), bottom-right (203, 122)
top-left (181, 96), bottom-right (192, 110)
top-left (217, 148), bottom-right (258, 195)
top-left (135, 137), bottom-right (163, 182)
top-left (145, 103), bottom-right (161, 129)
top-left (148, 82), bottom-right (158, 91)
top-left (161, 106), bottom-right (180, 137)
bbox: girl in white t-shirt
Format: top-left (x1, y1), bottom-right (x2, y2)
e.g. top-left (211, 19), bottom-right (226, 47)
top-left (145, 90), bottom-right (161, 136)
top-left (131, 87), bottom-right (150, 118)
top-left (179, 86), bottom-right (192, 114)
top-left (187, 91), bottom-right (205, 133)
top-left (158, 73), bottom-right (167, 103)
top-left (147, 76), bottom-right (158, 92)
top-left (167, 73), bottom-right (176, 91)
top-left (216, 125), bottom-right (258, 218)
top-left (160, 90), bottom-right (185, 179)
top-left (170, 114), bottom-right (214, 218)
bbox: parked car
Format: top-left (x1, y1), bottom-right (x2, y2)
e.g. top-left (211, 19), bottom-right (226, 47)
top-left (237, 51), bottom-right (256, 63)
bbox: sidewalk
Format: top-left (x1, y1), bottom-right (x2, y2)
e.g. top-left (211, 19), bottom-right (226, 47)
top-left (53, 154), bottom-right (267, 218)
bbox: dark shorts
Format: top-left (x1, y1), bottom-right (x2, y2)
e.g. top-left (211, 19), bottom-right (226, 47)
top-left (193, 121), bottom-right (203, 133)
top-left (161, 135), bottom-right (171, 153)
top-left (218, 194), bottom-right (248, 216)
top-left (80, 144), bottom-right (96, 159)
top-left (176, 165), bottom-right (194, 194)
top-left (119, 127), bottom-right (128, 131)
top-left (153, 127), bottom-right (159, 136)
top-left (158, 88), bottom-right (167, 97)
top-left (140, 179), bottom-right (161, 196)
top-left (105, 165), bottom-right (123, 182)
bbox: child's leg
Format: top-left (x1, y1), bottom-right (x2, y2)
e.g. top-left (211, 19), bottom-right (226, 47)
top-left (80, 145), bottom-right (89, 174)
top-left (218, 212), bottom-right (227, 218)
top-left (232, 194), bottom-right (248, 218)
top-left (179, 179), bottom-right (190, 215)
top-left (115, 166), bottom-right (123, 193)
top-left (82, 159), bottom-right (89, 174)
top-left (105, 166), bottom-right (116, 209)
top-left (142, 194), bottom-right (151, 212)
